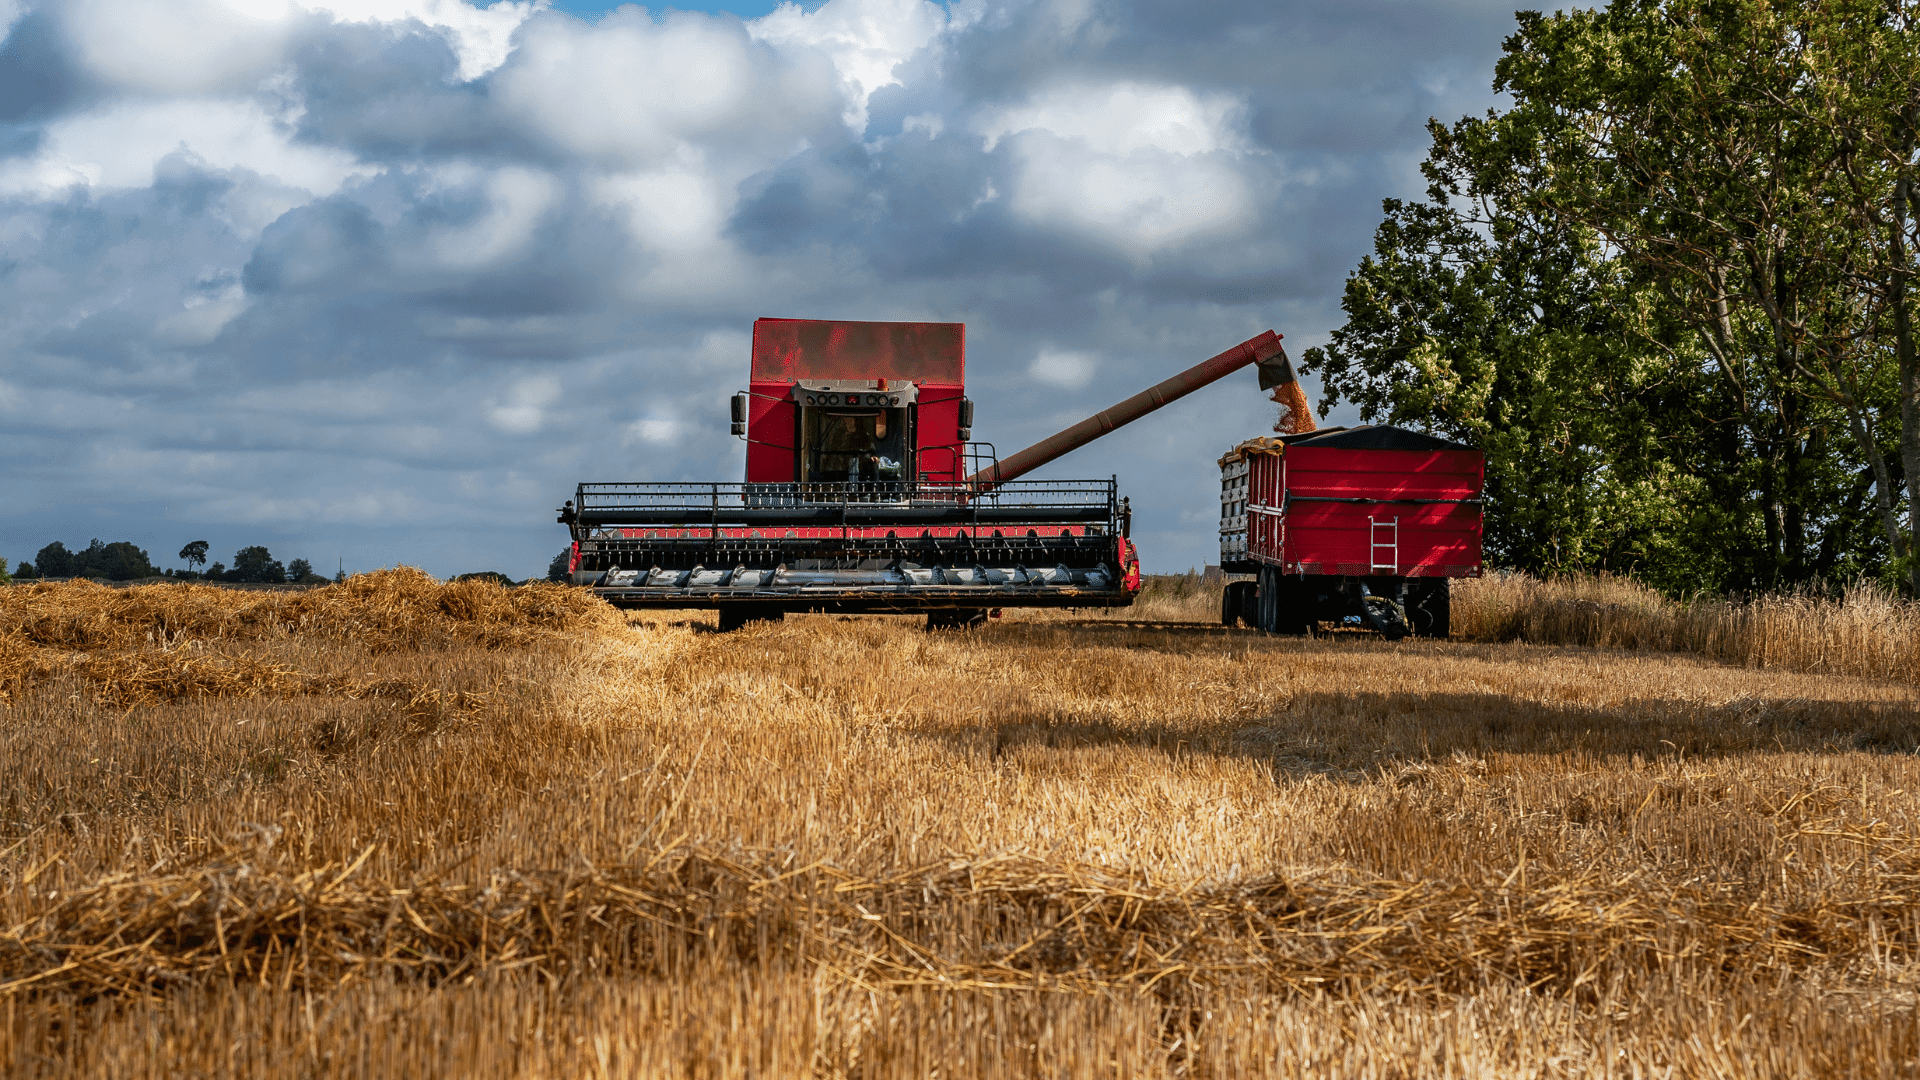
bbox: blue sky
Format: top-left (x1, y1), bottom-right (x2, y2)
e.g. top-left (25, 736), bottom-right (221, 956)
top-left (0, 0), bottom-right (1514, 579)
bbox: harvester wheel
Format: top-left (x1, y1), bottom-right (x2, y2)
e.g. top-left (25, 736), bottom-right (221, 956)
top-left (718, 604), bottom-right (785, 632)
top-left (926, 609), bottom-right (988, 631)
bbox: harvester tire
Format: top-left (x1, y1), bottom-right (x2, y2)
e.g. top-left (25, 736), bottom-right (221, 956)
top-left (718, 604), bottom-right (785, 632)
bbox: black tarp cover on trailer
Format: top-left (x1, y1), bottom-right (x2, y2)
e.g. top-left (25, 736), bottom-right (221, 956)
top-left (1278, 425), bottom-right (1473, 451)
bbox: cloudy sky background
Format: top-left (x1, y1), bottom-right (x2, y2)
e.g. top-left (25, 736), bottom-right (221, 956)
top-left (1, 0), bottom-right (1515, 578)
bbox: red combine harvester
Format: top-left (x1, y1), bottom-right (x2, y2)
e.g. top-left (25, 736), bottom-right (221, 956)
top-left (560, 318), bottom-right (1298, 629)
top-left (1217, 427), bottom-right (1485, 638)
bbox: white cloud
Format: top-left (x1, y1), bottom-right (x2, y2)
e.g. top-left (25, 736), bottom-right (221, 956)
top-left (0, 100), bottom-right (365, 197)
top-left (63, 0), bottom-right (295, 96)
top-left (1029, 348), bottom-right (1097, 388)
top-left (1001, 135), bottom-right (1255, 258)
top-left (750, 0), bottom-right (947, 131)
top-left (627, 416), bottom-right (685, 445)
top-left (0, 0), bottom-right (26, 38)
top-left (979, 82), bottom-right (1259, 258)
top-left (61, 0), bottom-right (538, 103)
top-left (493, 9), bottom-right (830, 169)
top-left (308, 0), bottom-right (542, 81)
top-left (980, 82), bottom-right (1249, 156)
top-left (419, 165), bottom-right (558, 271)
top-left (155, 291), bottom-right (250, 347)
top-left (901, 112), bottom-right (943, 137)
top-left (487, 375), bottom-right (563, 435)
top-left (594, 168), bottom-right (728, 255)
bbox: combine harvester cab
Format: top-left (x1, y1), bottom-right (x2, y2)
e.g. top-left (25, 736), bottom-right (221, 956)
top-left (1218, 426), bottom-right (1484, 639)
top-left (560, 318), bottom-right (1296, 630)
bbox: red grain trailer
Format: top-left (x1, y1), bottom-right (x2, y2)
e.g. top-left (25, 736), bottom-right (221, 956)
top-left (1218, 426), bottom-right (1483, 638)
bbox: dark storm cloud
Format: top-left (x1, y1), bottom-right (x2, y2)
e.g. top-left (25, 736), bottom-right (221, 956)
top-left (0, 0), bottom-right (1514, 577)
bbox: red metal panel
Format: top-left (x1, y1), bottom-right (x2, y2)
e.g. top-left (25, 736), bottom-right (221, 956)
top-left (1281, 447), bottom-right (1482, 575)
top-left (1282, 502), bottom-right (1482, 576)
top-left (1239, 443), bottom-right (1483, 577)
top-left (912, 385), bottom-right (965, 484)
top-left (752, 319), bottom-right (965, 384)
top-left (1285, 446), bottom-right (1483, 501)
top-left (744, 379), bottom-right (797, 483)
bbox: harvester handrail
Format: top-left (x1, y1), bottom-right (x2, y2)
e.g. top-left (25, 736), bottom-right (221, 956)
top-left (562, 478), bottom-right (1119, 531)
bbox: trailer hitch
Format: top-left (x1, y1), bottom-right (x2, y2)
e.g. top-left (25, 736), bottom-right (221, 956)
top-left (1357, 582), bottom-right (1411, 641)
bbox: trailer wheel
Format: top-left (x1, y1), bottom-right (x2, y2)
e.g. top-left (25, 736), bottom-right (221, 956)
top-left (1258, 568), bottom-right (1311, 636)
top-left (1221, 581), bottom-right (1256, 627)
top-left (1407, 579), bottom-right (1451, 638)
top-left (1272, 574), bottom-right (1310, 636)
top-left (718, 604), bottom-right (785, 632)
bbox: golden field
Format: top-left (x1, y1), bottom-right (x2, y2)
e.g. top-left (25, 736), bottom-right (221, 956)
top-left (2, 570), bottom-right (1917, 1077)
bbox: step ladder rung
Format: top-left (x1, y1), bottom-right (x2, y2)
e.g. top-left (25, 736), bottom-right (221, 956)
top-left (1369, 516), bottom-right (1399, 573)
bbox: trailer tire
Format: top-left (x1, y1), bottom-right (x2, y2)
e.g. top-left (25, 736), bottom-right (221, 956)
top-left (1258, 568), bottom-right (1311, 636)
top-left (1273, 573), bottom-right (1311, 636)
top-left (1222, 580), bottom-right (1256, 627)
top-left (1407, 579), bottom-right (1451, 638)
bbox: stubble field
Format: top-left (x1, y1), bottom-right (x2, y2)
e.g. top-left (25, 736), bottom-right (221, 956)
top-left (2, 570), bottom-right (1917, 1077)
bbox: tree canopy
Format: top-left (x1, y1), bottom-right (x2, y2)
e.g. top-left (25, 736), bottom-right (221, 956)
top-left (1303, 0), bottom-right (1920, 593)
top-left (226, 546), bottom-right (287, 584)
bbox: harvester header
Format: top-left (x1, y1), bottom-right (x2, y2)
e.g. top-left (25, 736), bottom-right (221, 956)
top-left (559, 318), bottom-right (1290, 629)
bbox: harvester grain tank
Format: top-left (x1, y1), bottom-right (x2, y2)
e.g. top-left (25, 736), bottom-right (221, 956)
top-left (560, 318), bottom-right (1297, 629)
top-left (1218, 426), bottom-right (1485, 638)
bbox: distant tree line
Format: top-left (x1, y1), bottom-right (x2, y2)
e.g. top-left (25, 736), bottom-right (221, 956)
top-left (10, 540), bottom-right (331, 584)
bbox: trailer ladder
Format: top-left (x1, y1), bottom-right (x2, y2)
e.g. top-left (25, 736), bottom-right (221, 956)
top-left (1369, 517), bottom-right (1399, 573)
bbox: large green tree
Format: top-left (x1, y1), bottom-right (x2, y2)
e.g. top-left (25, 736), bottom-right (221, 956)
top-left (1307, 0), bottom-right (1920, 592)
top-left (1300, 181), bottom-right (1735, 590)
top-left (1494, 0), bottom-right (1920, 587)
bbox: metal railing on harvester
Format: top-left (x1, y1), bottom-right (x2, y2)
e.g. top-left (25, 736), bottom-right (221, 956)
top-left (563, 478), bottom-right (1122, 534)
